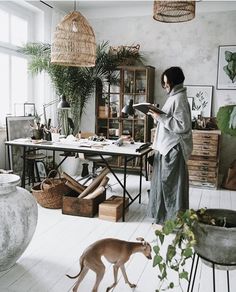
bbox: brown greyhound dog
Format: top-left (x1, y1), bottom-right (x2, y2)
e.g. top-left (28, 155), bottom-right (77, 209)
top-left (66, 237), bottom-right (152, 292)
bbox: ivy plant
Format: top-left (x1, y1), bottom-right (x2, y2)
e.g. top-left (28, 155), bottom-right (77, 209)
top-left (153, 208), bottom-right (207, 292)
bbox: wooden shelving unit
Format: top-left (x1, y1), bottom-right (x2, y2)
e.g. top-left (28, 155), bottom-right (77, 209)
top-left (95, 65), bottom-right (155, 169)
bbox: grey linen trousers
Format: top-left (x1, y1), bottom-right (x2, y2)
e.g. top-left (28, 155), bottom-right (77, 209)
top-left (147, 144), bottom-right (189, 224)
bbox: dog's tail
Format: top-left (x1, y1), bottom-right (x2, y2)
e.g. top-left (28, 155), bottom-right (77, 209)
top-left (66, 272), bottom-right (81, 279)
top-left (66, 256), bottom-right (85, 279)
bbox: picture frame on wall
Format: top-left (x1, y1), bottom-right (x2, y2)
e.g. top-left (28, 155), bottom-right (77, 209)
top-left (186, 85), bottom-right (213, 119)
top-left (217, 45), bottom-right (236, 90)
top-left (24, 102), bottom-right (35, 116)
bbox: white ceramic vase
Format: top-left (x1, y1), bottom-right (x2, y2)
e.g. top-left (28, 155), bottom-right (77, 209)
top-left (0, 174), bottom-right (38, 271)
top-left (59, 153), bottom-right (81, 176)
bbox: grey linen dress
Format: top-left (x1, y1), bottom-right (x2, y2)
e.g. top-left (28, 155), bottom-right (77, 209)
top-left (147, 84), bottom-right (193, 224)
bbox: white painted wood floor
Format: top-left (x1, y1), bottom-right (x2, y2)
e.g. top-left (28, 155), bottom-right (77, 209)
top-left (0, 173), bottom-right (236, 292)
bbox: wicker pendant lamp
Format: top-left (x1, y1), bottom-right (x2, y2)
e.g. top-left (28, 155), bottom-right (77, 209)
top-left (153, 0), bottom-right (196, 23)
top-left (51, 1), bottom-right (96, 67)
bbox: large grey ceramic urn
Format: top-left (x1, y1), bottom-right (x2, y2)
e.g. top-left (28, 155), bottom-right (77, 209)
top-left (0, 174), bottom-right (38, 271)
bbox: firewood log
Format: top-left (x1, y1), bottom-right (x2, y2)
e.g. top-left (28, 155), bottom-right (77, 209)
top-left (62, 171), bottom-right (86, 192)
top-left (78, 167), bottom-right (109, 198)
top-left (65, 181), bottom-right (82, 194)
top-left (83, 186), bottom-right (105, 199)
top-left (99, 176), bottom-right (110, 187)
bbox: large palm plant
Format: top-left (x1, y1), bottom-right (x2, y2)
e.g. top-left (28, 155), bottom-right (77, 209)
top-left (20, 41), bottom-right (144, 133)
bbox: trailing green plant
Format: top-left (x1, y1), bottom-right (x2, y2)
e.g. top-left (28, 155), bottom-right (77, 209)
top-left (20, 41), bottom-right (145, 133)
top-left (153, 208), bottom-right (208, 292)
top-left (153, 207), bottom-right (236, 292)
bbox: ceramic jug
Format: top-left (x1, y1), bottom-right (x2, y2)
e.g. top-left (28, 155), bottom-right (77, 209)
top-left (0, 174), bottom-right (38, 271)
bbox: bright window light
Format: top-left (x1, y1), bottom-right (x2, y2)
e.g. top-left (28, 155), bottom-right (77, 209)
top-left (0, 3), bottom-right (34, 127)
top-left (11, 15), bottom-right (28, 46)
top-left (0, 9), bottom-right (9, 43)
top-left (0, 53), bottom-right (10, 125)
top-left (11, 56), bottom-right (28, 104)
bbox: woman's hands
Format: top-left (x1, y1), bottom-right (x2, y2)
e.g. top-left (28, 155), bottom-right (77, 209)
top-left (147, 109), bottom-right (160, 120)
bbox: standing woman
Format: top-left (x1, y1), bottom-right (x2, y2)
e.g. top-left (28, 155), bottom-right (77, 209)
top-left (147, 67), bottom-right (193, 224)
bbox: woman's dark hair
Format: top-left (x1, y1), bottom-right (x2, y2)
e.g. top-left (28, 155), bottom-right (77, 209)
top-left (161, 67), bottom-right (185, 90)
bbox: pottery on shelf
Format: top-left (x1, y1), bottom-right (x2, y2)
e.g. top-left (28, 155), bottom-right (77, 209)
top-left (0, 174), bottom-right (38, 271)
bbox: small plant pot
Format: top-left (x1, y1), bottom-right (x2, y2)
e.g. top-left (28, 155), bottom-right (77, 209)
top-left (32, 129), bottom-right (44, 140)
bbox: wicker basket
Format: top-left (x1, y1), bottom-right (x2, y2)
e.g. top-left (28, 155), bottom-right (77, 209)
top-left (31, 173), bottom-right (70, 209)
top-left (153, 1), bottom-right (195, 23)
top-left (109, 44), bottom-right (140, 55)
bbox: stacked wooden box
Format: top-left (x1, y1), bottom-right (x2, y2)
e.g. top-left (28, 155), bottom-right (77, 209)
top-left (99, 195), bottom-right (129, 222)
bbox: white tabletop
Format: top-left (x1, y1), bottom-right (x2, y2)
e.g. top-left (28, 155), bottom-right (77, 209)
top-left (5, 138), bottom-right (152, 157)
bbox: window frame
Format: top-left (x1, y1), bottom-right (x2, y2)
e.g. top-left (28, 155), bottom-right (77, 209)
top-left (0, 1), bottom-right (36, 126)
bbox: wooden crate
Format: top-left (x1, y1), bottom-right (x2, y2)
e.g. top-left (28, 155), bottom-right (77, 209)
top-left (62, 189), bottom-right (106, 217)
top-left (98, 195), bottom-right (129, 222)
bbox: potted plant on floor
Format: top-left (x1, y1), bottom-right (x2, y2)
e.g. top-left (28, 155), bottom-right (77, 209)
top-left (153, 208), bottom-right (236, 292)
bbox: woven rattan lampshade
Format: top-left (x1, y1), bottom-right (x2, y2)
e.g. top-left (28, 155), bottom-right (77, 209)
top-left (51, 11), bottom-right (96, 67)
top-left (153, 1), bottom-right (195, 23)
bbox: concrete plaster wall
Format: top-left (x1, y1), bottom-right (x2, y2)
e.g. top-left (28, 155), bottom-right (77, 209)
top-left (81, 10), bottom-right (236, 176)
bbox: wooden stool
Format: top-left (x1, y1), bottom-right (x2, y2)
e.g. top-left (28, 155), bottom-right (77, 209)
top-left (78, 154), bottom-right (112, 185)
top-left (25, 153), bottom-right (46, 186)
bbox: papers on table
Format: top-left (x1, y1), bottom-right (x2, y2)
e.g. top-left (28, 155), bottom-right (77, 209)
top-left (54, 138), bottom-right (110, 148)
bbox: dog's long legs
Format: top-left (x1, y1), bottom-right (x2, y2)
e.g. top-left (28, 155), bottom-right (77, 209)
top-left (72, 267), bottom-right (89, 292)
top-left (91, 263), bottom-right (106, 292)
top-left (120, 264), bottom-right (136, 288)
top-left (106, 265), bottom-right (119, 292)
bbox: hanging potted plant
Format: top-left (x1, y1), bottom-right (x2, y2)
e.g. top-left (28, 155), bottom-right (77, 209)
top-left (153, 208), bottom-right (236, 292)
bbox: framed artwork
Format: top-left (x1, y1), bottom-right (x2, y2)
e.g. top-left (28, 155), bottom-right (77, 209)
top-left (217, 45), bottom-right (236, 90)
top-left (35, 161), bottom-right (47, 179)
top-left (186, 85), bottom-right (213, 118)
top-left (24, 103), bottom-right (35, 116)
top-left (6, 116), bottom-right (35, 173)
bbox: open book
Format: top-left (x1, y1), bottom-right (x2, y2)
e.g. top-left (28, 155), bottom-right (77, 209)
top-left (133, 103), bottom-right (166, 115)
